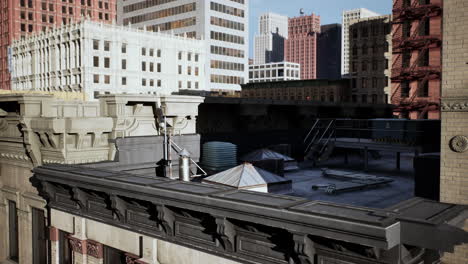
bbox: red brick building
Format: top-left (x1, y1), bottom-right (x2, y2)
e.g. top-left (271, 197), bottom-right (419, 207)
top-left (0, 0), bottom-right (117, 90)
top-left (391, 0), bottom-right (442, 119)
top-left (285, 13), bottom-right (321, 80)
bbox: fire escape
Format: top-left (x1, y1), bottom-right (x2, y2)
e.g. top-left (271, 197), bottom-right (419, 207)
top-left (390, 0), bottom-right (442, 118)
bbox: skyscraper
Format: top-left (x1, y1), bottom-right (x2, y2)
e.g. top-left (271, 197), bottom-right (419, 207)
top-left (317, 24), bottom-right (342, 80)
top-left (0, 0), bottom-right (117, 90)
top-left (341, 8), bottom-right (380, 77)
top-left (285, 13), bottom-right (321, 80)
top-left (254, 12), bottom-right (288, 64)
top-left (117, 0), bottom-right (249, 92)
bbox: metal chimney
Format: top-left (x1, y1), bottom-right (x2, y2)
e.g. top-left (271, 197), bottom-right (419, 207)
top-left (179, 149), bottom-right (191, 182)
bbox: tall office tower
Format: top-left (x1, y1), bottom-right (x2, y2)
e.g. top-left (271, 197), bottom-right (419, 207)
top-left (349, 15), bottom-right (392, 104)
top-left (341, 8), bottom-right (380, 77)
top-left (391, 0), bottom-right (442, 120)
top-left (254, 12), bottom-right (288, 64)
top-left (317, 24), bottom-right (342, 80)
top-left (117, 0), bottom-right (249, 92)
top-left (0, 0), bottom-right (117, 91)
top-left (285, 13), bottom-right (321, 80)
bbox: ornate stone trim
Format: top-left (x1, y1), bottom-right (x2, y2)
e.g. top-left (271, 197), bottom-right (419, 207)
top-left (441, 98), bottom-right (468, 112)
top-left (449, 136), bottom-right (468, 153)
top-left (68, 236), bottom-right (86, 254)
top-left (125, 253), bottom-right (148, 264)
top-left (87, 240), bottom-right (103, 259)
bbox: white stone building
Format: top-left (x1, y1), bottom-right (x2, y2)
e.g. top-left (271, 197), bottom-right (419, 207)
top-left (254, 12), bottom-right (288, 64)
top-left (249, 62), bottom-right (300, 83)
top-left (10, 20), bottom-right (206, 100)
top-left (117, 0), bottom-right (249, 92)
top-left (341, 8), bottom-right (380, 77)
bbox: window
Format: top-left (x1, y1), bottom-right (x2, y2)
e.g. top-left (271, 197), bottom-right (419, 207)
top-left (157, 49), bottom-right (161, 57)
top-left (8, 201), bottom-right (19, 262)
top-left (122, 77), bottom-right (127, 85)
top-left (362, 45), bottom-right (368, 55)
top-left (419, 50), bottom-right (429, 67)
top-left (59, 231), bottom-right (72, 264)
top-left (187, 81), bottom-right (191, 89)
top-left (141, 48), bottom-right (146, 56)
top-left (195, 67), bottom-right (199, 76)
top-left (195, 82), bottom-right (199, 89)
top-left (188, 53), bottom-right (191, 61)
top-left (104, 58), bottom-right (110, 68)
top-left (178, 65), bottom-right (182, 74)
top-left (104, 246), bottom-right (126, 264)
top-left (178, 52), bottom-right (182, 60)
top-left (362, 62), bottom-right (367, 71)
top-left (362, 95), bottom-right (368, 103)
top-left (419, 80), bottom-right (429, 97)
top-left (32, 208), bottom-right (47, 264)
top-left (149, 49), bottom-right (154, 56)
top-left (93, 40), bottom-right (99, 50)
top-left (401, 81), bottom-right (410, 98)
top-left (104, 41), bottom-right (110, 51)
top-left (158, 80), bottom-right (161, 87)
top-left (121, 59), bottom-right (126, 70)
top-left (150, 79), bottom-right (154, 86)
top-left (149, 63), bottom-right (154, 72)
top-left (104, 75), bottom-right (110, 84)
top-left (93, 56), bottom-right (99, 67)
top-left (93, 75), bottom-right (99, 83)
top-left (121, 43), bottom-right (127, 53)
top-left (187, 66), bottom-right (191, 75)
top-left (178, 81), bottom-right (182, 89)
top-left (142, 79), bottom-right (146, 86)
top-left (142, 62), bottom-right (146, 71)
top-left (195, 54), bottom-right (199, 62)
top-left (157, 63), bottom-right (161, 73)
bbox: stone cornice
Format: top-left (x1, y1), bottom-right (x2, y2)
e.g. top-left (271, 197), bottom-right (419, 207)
top-left (32, 165), bottom-right (468, 264)
top-left (441, 97), bottom-right (468, 112)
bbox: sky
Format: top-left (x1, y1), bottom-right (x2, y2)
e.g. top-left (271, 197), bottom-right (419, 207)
top-left (248, 0), bottom-right (392, 57)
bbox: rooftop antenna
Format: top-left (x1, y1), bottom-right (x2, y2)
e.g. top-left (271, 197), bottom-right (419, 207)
top-left (300, 8), bottom-right (305, 16)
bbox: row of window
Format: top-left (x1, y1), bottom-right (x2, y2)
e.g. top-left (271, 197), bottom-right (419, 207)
top-left (210, 16), bottom-right (245, 31)
top-left (351, 43), bottom-right (390, 56)
top-left (178, 80), bottom-right (199, 89)
top-left (351, 77), bottom-right (389, 89)
top-left (210, 2), bottom-right (244, 18)
top-left (147, 17), bottom-right (196, 32)
top-left (210, 74), bottom-right (244, 84)
top-left (178, 65), bottom-right (199, 76)
top-left (211, 60), bottom-right (244, 71)
top-left (351, 24), bottom-right (391, 39)
top-left (93, 74), bottom-right (162, 87)
top-left (229, 0), bottom-right (245, 4)
top-left (210, 31), bottom-right (244, 45)
top-left (123, 3), bottom-right (196, 25)
top-left (210, 45), bottom-right (245, 58)
top-left (178, 51), bottom-right (199, 62)
top-left (249, 69), bottom-right (299, 79)
top-left (351, 60), bottom-right (388, 72)
top-left (123, 0), bottom-right (177, 13)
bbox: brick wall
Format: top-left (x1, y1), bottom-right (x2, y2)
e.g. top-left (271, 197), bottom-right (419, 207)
top-left (440, 0), bottom-right (468, 263)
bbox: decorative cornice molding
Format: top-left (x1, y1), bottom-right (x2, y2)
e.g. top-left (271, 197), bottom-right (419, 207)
top-left (441, 97), bottom-right (468, 112)
top-left (68, 236), bottom-right (86, 254)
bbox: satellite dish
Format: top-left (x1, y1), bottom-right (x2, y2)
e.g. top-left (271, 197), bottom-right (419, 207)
top-left (300, 8), bottom-right (305, 15)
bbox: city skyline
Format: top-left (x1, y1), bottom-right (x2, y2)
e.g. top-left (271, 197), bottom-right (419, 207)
top-left (249, 0), bottom-right (392, 57)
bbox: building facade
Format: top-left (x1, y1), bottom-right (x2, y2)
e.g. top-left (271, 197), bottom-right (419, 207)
top-left (341, 8), bottom-right (380, 77)
top-left (349, 15), bottom-right (392, 104)
top-left (0, 0), bottom-right (117, 91)
top-left (317, 23), bottom-right (342, 80)
top-left (10, 20), bottom-right (205, 100)
top-left (253, 12), bottom-right (288, 64)
top-left (117, 0), bottom-right (249, 92)
top-left (242, 79), bottom-right (349, 103)
top-left (285, 13), bottom-right (320, 80)
top-left (440, 0), bottom-right (468, 262)
top-left (248, 62), bottom-right (300, 83)
top-left (391, 0), bottom-right (442, 119)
